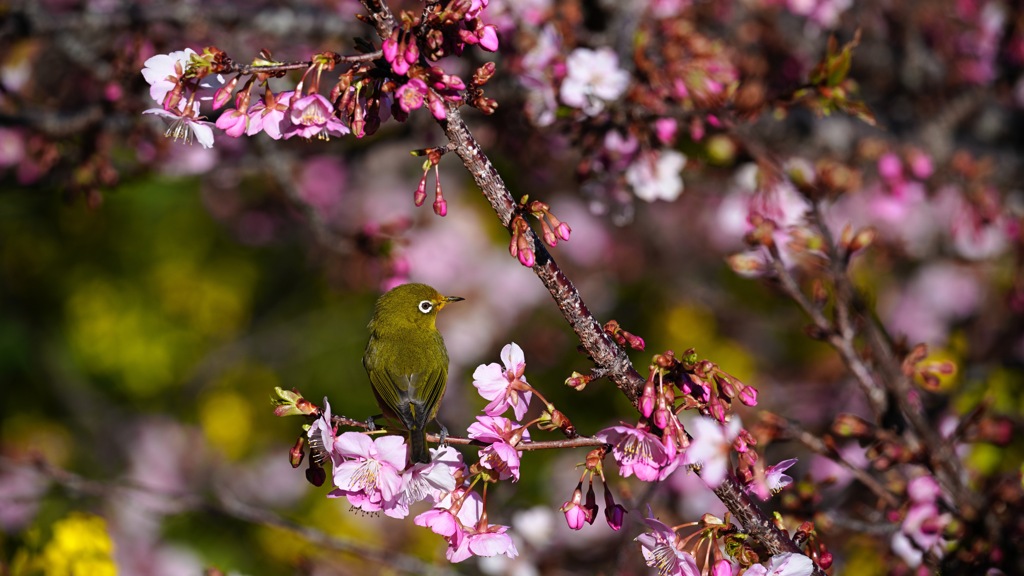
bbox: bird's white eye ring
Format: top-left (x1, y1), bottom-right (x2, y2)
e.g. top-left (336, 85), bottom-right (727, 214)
top-left (418, 300), bottom-right (434, 314)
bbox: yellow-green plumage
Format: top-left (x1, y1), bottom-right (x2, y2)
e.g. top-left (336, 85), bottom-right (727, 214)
top-left (363, 283), bottom-right (462, 464)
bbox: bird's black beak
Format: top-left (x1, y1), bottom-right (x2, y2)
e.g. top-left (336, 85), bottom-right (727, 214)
top-left (437, 295), bottom-right (464, 310)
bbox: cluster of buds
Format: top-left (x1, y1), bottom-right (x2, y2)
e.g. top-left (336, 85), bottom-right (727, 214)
top-left (379, 6), bottom-right (499, 120)
top-left (559, 448), bottom-right (628, 531)
top-left (507, 196), bottom-right (574, 268)
top-left (901, 343), bottom-right (957, 391)
top-left (603, 319), bottom-right (646, 351)
top-left (792, 521), bottom-right (834, 570)
top-left (649, 349), bottom-right (759, 424)
top-left (508, 215), bottom-right (536, 267)
top-left (524, 198), bottom-right (572, 248)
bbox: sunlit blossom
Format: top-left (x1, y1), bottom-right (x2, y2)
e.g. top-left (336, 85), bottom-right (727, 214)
top-left (682, 417), bottom-right (741, 488)
top-left (636, 513), bottom-right (700, 576)
top-left (596, 423), bottom-right (678, 482)
top-left (472, 342), bottom-right (533, 421)
top-left (142, 102), bottom-right (215, 149)
top-left (329, 432), bottom-right (406, 515)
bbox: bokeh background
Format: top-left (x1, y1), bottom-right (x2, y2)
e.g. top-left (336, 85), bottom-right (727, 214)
top-left (2, 0), bottom-right (1024, 575)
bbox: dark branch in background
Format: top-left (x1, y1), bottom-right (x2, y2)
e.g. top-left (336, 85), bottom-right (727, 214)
top-left (355, 0), bottom-right (816, 565)
top-left (0, 456), bottom-right (457, 576)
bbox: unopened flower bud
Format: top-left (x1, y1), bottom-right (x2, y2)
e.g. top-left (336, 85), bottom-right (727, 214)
top-left (603, 484), bottom-right (626, 531)
top-left (289, 436), bottom-right (305, 468)
top-left (517, 246), bottom-right (535, 267)
top-left (305, 459), bottom-right (326, 487)
top-left (565, 371), bottom-right (592, 391)
top-left (473, 62), bottom-right (497, 86)
top-left (212, 75), bottom-right (240, 110)
top-left (640, 378), bottom-right (656, 418)
top-left (708, 395), bottom-right (727, 423)
top-left (832, 413), bottom-right (873, 438)
top-left (414, 171), bottom-right (428, 207)
top-left (560, 484), bottom-right (588, 530)
top-left (738, 384), bottom-right (758, 406)
top-left (653, 406), bottom-right (671, 430)
top-left (577, 484), bottom-right (596, 525)
top-left (555, 221), bottom-right (571, 241)
top-left (849, 227), bottom-right (876, 253)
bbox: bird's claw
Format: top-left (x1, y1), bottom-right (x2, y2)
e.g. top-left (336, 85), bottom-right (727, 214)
top-left (438, 424), bottom-right (449, 448)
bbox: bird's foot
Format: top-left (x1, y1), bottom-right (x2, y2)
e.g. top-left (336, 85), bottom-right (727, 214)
top-left (438, 424), bottom-right (449, 448)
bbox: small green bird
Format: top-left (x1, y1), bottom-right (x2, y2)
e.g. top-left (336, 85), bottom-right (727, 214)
top-left (363, 283), bottom-right (463, 464)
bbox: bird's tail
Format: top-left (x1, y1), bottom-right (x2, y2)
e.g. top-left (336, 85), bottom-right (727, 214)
top-left (408, 427), bottom-right (431, 464)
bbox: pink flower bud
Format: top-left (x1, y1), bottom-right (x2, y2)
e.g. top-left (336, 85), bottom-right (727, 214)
top-left (878, 152), bottom-right (902, 181)
top-left (382, 34), bottom-right (399, 64)
top-left (555, 222), bottom-right (571, 241)
top-left (640, 380), bottom-right (655, 418)
top-left (542, 222), bottom-right (557, 247)
top-left (654, 117), bottom-right (678, 145)
top-left (738, 384), bottom-right (758, 407)
top-left (433, 197), bottom-right (447, 217)
top-left (414, 173), bottom-right (428, 207)
top-left (458, 28), bottom-right (480, 46)
top-left (709, 395), bottom-right (727, 423)
top-left (653, 407), bottom-right (671, 430)
top-left (404, 40), bottom-right (420, 65)
top-left (602, 486), bottom-right (626, 531)
top-left (427, 91), bottom-right (447, 120)
top-left (212, 77), bottom-right (239, 110)
top-left (479, 25), bottom-right (499, 52)
top-left (518, 248), bottom-right (535, 267)
top-left (560, 486), bottom-right (588, 530)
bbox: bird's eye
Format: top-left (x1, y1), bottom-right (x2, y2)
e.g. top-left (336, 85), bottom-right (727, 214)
top-left (418, 300), bottom-right (434, 314)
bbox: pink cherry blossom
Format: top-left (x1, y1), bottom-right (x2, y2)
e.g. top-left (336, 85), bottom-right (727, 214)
top-left (596, 423), bottom-right (678, 482)
top-left (281, 93), bottom-right (349, 140)
top-left (682, 417), bottom-right (741, 488)
top-left (141, 48), bottom-right (196, 106)
top-left (746, 458), bottom-right (797, 500)
top-left (214, 108), bottom-right (248, 138)
top-left (246, 91), bottom-right (292, 140)
top-left (468, 416), bottom-right (528, 481)
top-left (472, 342), bottom-right (533, 420)
top-left (142, 101), bottom-right (215, 149)
top-left (390, 446), bottom-right (465, 518)
top-left (396, 78), bottom-right (428, 113)
top-left (306, 398), bottom-right (338, 466)
top-left (329, 432), bottom-right (407, 515)
top-left (636, 513), bottom-right (700, 576)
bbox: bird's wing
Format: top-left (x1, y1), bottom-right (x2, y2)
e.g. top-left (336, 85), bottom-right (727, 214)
top-left (365, 359), bottom-right (446, 428)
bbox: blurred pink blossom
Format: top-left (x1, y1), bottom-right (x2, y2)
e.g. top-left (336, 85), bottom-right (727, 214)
top-left (882, 261), bottom-right (981, 345)
top-left (626, 150), bottom-right (687, 202)
top-left (559, 47), bottom-right (630, 116)
top-left (297, 155), bottom-right (346, 219)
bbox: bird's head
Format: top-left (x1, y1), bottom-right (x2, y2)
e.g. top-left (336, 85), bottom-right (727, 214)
top-left (370, 283), bottom-right (464, 332)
